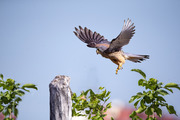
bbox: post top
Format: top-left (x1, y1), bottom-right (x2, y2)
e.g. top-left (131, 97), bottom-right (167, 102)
top-left (49, 75), bottom-right (70, 88)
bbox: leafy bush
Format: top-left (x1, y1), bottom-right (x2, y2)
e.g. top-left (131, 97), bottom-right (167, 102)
top-left (72, 87), bottom-right (114, 120)
top-left (0, 74), bottom-right (38, 120)
top-left (129, 69), bottom-right (180, 120)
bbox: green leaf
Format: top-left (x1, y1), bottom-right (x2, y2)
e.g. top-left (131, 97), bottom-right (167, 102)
top-left (156, 89), bottom-right (169, 96)
top-left (164, 83), bottom-right (180, 90)
top-left (6, 79), bottom-right (15, 84)
top-left (0, 74), bottom-right (3, 80)
top-left (166, 105), bottom-right (177, 116)
top-left (7, 108), bottom-right (12, 115)
top-left (158, 82), bottom-right (163, 86)
top-left (100, 89), bottom-right (106, 98)
top-left (15, 97), bottom-right (22, 103)
top-left (85, 110), bottom-right (90, 114)
top-left (98, 117), bottom-right (104, 120)
top-left (72, 93), bottom-right (77, 98)
top-left (129, 95), bottom-right (138, 103)
top-left (106, 102), bottom-right (112, 109)
top-left (1, 96), bottom-right (9, 104)
top-left (0, 82), bottom-right (4, 88)
top-left (138, 79), bottom-right (146, 86)
top-left (143, 95), bottom-right (152, 103)
top-left (106, 91), bottom-right (111, 97)
top-left (155, 108), bottom-right (162, 117)
top-left (165, 83), bottom-right (178, 87)
top-left (0, 104), bottom-right (4, 112)
top-left (156, 96), bottom-right (166, 102)
top-left (84, 90), bottom-right (90, 96)
top-left (111, 117), bottom-right (114, 120)
top-left (146, 117), bottom-right (154, 120)
top-left (135, 116), bottom-right (143, 120)
top-left (89, 89), bottom-right (95, 96)
top-left (92, 112), bottom-right (100, 119)
top-left (14, 108), bottom-right (18, 117)
top-left (15, 90), bottom-right (25, 96)
top-left (157, 82), bottom-right (164, 89)
top-left (99, 87), bottom-right (104, 90)
top-left (101, 113), bottom-right (106, 118)
top-left (88, 114), bottom-right (91, 119)
top-left (159, 102), bottom-right (168, 107)
top-left (105, 97), bottom-right (110, 102)
top-left (72, 108), bottom-right (76, 116)
top-left (22, 88), bottom-right (30, 92)
top-left (104, 107), bottom-right (108, 112)
top-left (137, 92), bottom-right (144, 97)
top-left (15, 83), bottom-right (21, 88)
top-left (129, 111), bottom-right (136, 118)
top-left (21, 84), bottom-right (38, 90)
top-left (148, 93), bottom-right (154, 99)
top-left (5, 92), bottom-right (11, 100)
top-left (96, 111), bottom-right (100, 116)
top-left (131, 69), bottom-right (146, 79)
top-left (134, 100), bottom-right (140, 109)
top-left (88, 102), bottom-right (97, 109)
top-left (136, 106), bottom-right (146, 113)
top-left (145, 107), bottom-right (153, 115)
top-left (164, 87), bottom-right (173, 93)
top-left (140, 99), bottom-right (146, 109)
top-left (149, 78), bottom-right (157, 84)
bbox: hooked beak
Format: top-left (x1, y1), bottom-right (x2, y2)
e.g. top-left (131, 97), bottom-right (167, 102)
top-left (96, 49), bottom-right (100, 55)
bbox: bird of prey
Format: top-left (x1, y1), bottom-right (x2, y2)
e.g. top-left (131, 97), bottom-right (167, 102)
top-left (73, 19), bottom-right (149, 74)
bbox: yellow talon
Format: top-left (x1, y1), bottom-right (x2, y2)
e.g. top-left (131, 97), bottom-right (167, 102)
top-left (115, 63), bottom-right (123, 74)
top-left (116, 69), bottom-right (118, 74)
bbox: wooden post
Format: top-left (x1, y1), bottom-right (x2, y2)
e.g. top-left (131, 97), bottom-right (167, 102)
top-left (49, 75), bottom-right (72, 120)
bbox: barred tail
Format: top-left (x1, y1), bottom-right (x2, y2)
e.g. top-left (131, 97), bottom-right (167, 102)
top-left (124, 53), bottom-right (149, 63)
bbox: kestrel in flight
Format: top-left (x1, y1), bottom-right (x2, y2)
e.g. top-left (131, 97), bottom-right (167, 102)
top-left (73, 19), bottom-right (149, 74)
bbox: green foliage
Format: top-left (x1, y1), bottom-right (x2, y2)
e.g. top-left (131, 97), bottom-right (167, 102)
top-left (0, 74), bottom-right (38, 119)
top-left (129, 69), bottom-right (180, 120)
top-left (72, 87), bottom-right (114, 120)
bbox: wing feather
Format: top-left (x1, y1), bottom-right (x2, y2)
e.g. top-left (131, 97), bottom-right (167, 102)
top-left (74, 26), bottom-right (110, 51)
top-left (85, 27), bottom-right (90, 39)
top-left (89, 29), bottom-right (93, 39)
top-left (106, 18), bottom-right (135, 53)
top-left (96, 33), bottom-right (101, 41)
top-left (93, 32), bottom-right (98, 40)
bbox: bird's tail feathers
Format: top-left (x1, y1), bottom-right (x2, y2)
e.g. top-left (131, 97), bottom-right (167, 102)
top-left (124, 53), bottom-right (149, 63)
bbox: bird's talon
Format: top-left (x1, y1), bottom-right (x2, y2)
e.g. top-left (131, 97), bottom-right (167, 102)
top-left (116, 69), bottom-right (118, 74)
top-left (115, 64), bottom-right (123, 74)
top-left (116, 67), bottom-right (120, 74)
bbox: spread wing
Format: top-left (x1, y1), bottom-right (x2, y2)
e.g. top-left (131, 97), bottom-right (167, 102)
top-left (106, 19), bottom-right (135, 53)
top-left (74, 26), bottom-right (110, 52)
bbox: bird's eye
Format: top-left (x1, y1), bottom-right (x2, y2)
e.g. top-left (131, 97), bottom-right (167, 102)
top-left (112, 59), bottom-right (117, 62)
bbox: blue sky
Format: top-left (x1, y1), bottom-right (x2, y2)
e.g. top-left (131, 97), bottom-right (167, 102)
top-left (1, 0), bottom-right (180, 119)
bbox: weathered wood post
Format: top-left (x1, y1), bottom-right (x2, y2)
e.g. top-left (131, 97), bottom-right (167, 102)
top-left (49, 75), bottom-right (72, 120)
